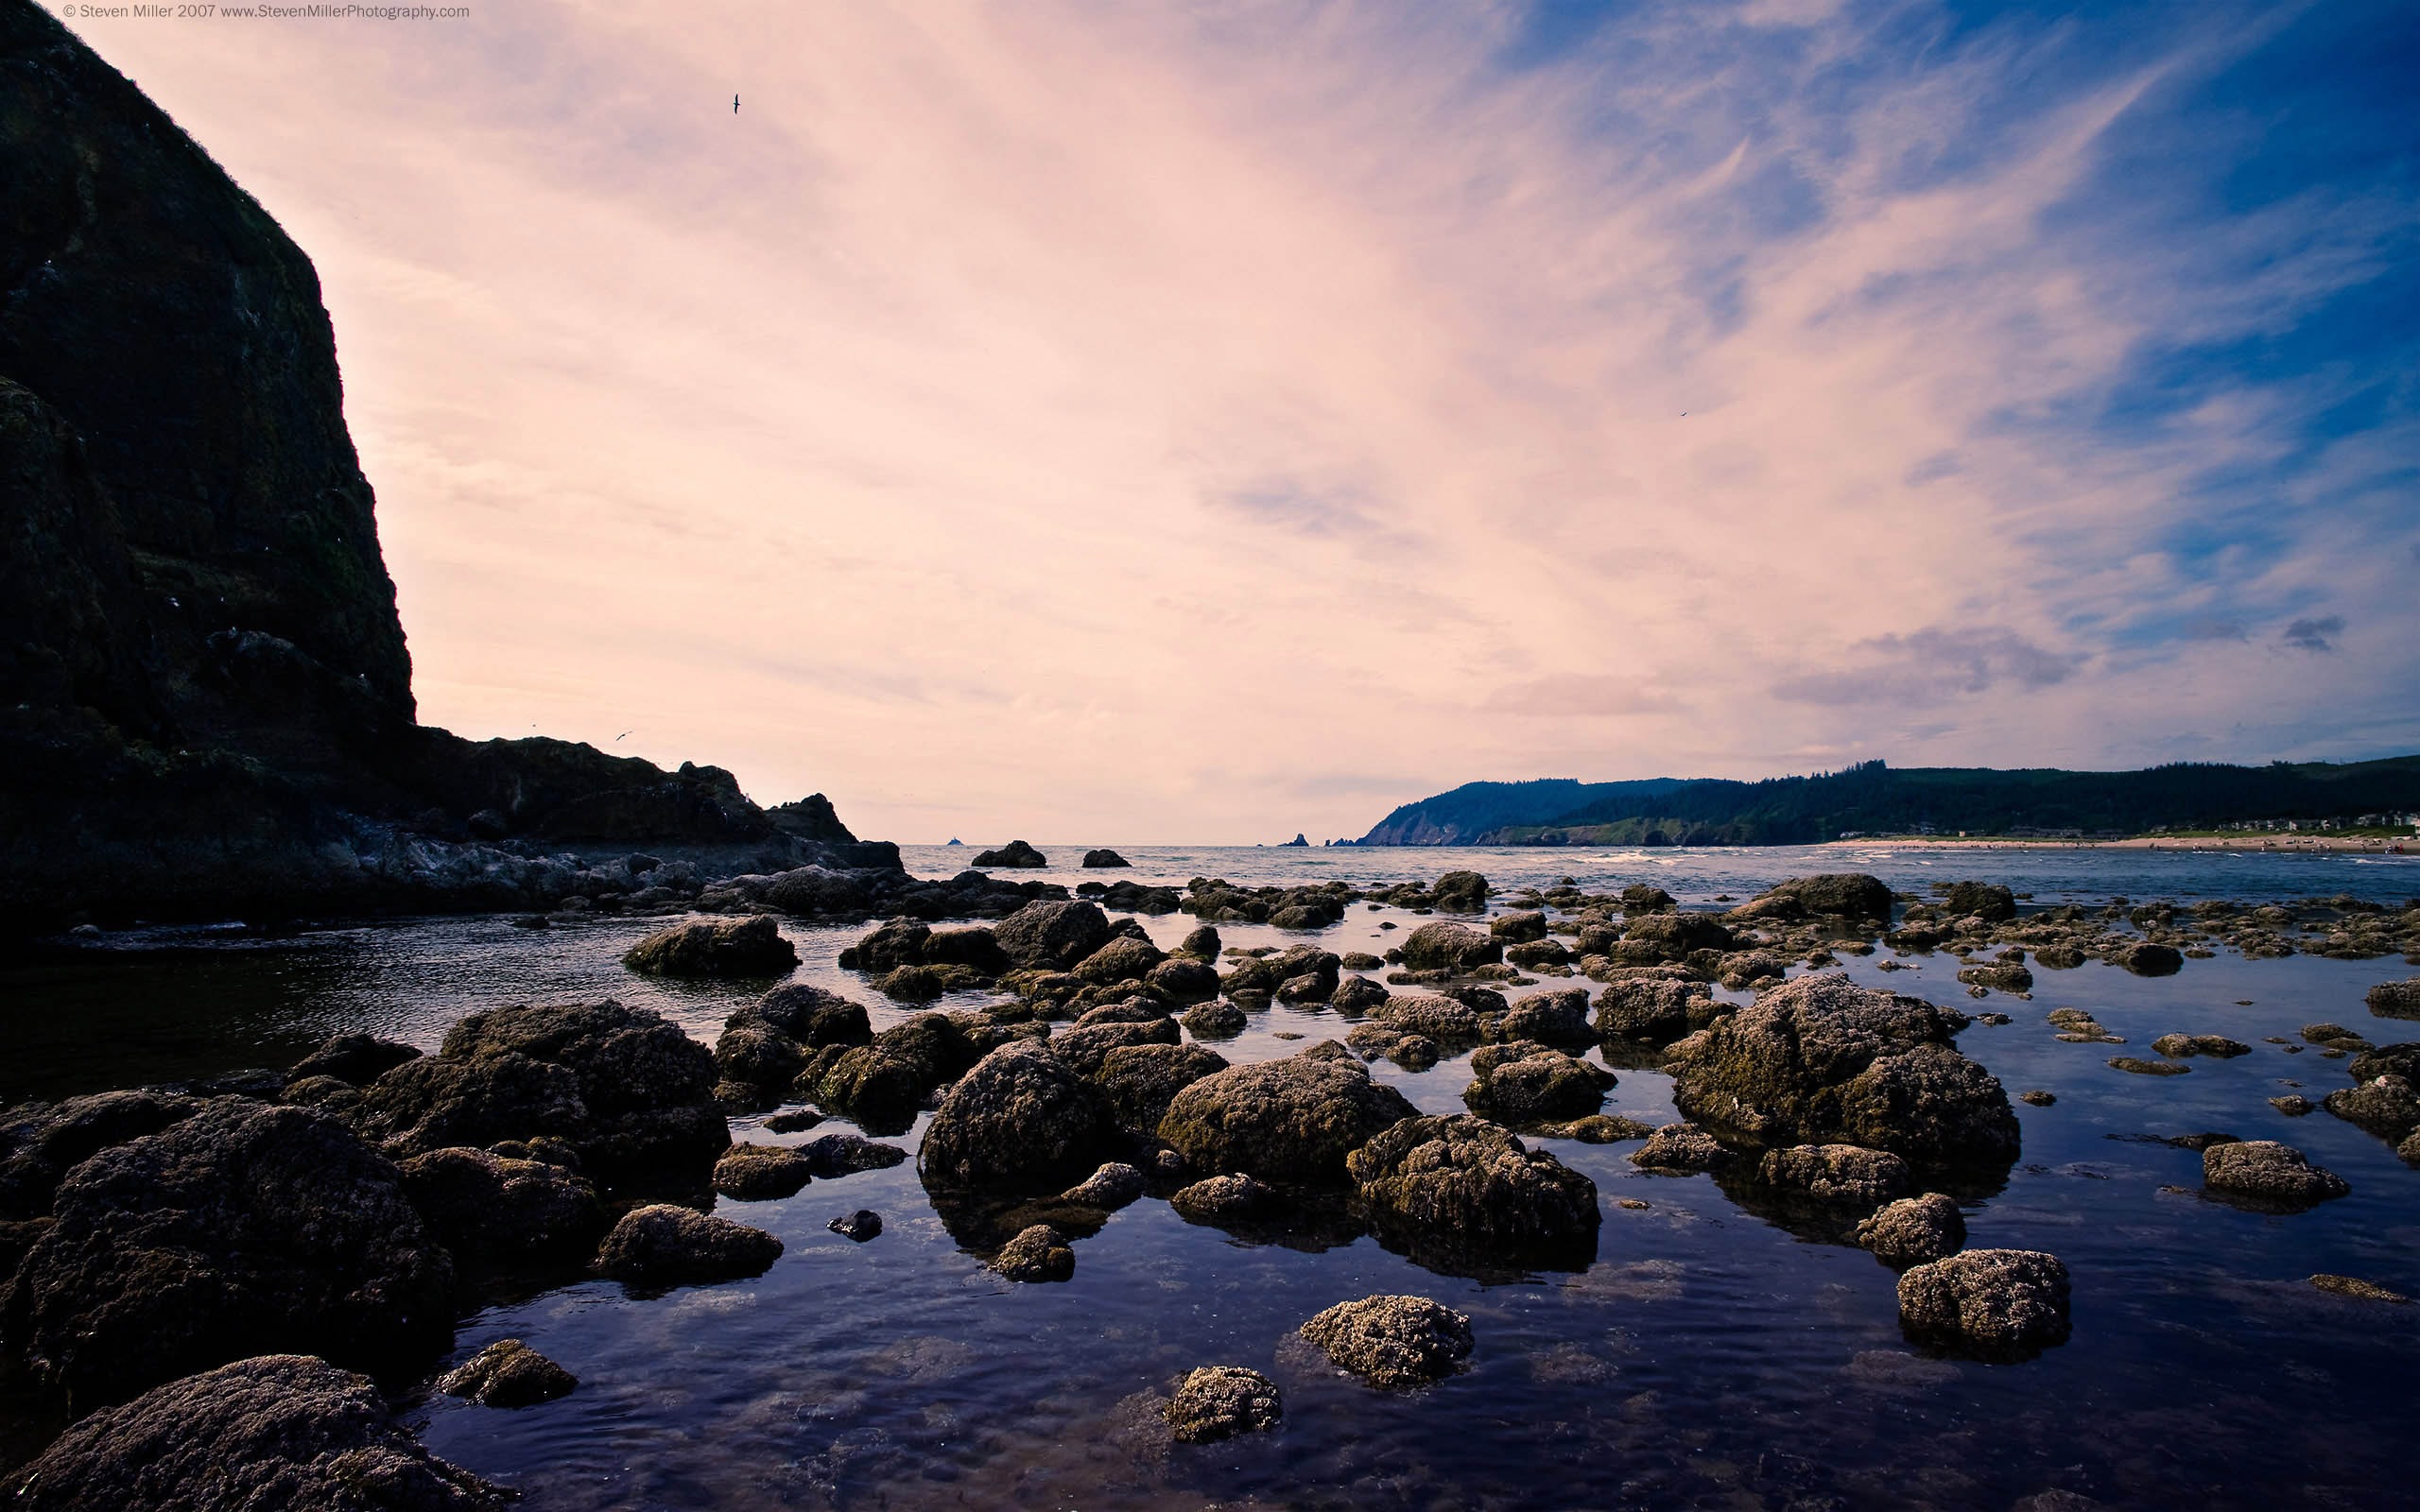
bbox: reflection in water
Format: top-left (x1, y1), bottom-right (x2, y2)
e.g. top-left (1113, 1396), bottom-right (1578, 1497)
top-left (4, 849), bottom-right (2417, 1507)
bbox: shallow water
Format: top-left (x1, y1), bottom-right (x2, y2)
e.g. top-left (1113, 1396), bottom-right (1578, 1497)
top-left (8, 849), bottom-right (2419, 1509)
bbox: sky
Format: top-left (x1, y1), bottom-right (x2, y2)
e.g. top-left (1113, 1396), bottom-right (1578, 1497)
top-left (62, 0), bottom-right (2420, 842)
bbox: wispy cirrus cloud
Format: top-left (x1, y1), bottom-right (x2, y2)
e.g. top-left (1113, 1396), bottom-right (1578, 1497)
top-left (62, 0), bottom-right (2420, 839)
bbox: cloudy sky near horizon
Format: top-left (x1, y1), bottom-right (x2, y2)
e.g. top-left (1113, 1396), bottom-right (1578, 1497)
top-left (64, 0), bottom-right (2420, 842)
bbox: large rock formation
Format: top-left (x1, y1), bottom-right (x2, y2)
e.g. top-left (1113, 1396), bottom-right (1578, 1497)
top-left (0, 8), bottom-right (882, 924)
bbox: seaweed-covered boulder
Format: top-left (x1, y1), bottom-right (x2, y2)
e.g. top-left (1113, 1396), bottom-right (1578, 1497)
top-left (1665, 973), bottom-right (2017, 1169)
top-left (594, 1204), bottom-right (781, 1286)
top-left (1169, 1173), bottom-right (1277, 1223)
top-left (1347, 1115), bottom-right (1599, 1275)
top-left (1329, 975), bottom-right (1390, 1016)
top-left (1759, 874), bottom-right (1894, 922)
top-left (1593, 975), bottom-right (1717, 1040)
top-left (925, 927), bottom-right (1011, 974)
top-left (1490, 910), bottom-right (1548, 943)
top-left (2201, 1140), bottom-right (2350, 1210)
top-left (1298, 1295), bottom-right (1473, 1389)
top-left (745, 984), bottom-right (875, 1048)
top-left (1367, 994), bottom-right (1484, 1045)
top-left (396, 1146), bottom-right (606, 1269)
top-left (1158, 1057), bottom-right (1416, 1185)
top-left (1496, 988), bottom-right (1595, 1047)
top-left (920, 1042), bottom-right (1115, 1193)
top-left (711, 1143), bottom-right (815, 1200)
top-left (2111, 941), bottom-right (2183, 976)
top-left (1429, 871), bottom-right (1491, 913)
top-left (1629, 1121), bottom-right (1731, 1173)
top-left (973, 840), bottom-right (1048, 868)
top-left (1093, 1042), bottom-right (1229, 1132)
top-left (1180, 1000), bottom-right (1247, 1040)
top-left (1461, 1042), bottom-right (1612, 1126)
top-left (2369, 979), bottom-right (2420, 1020)
top-left (288, 1035), bottom-right (421, 1087)
top-left (1221, 946), bottom-right (1341, 1000)
top-left (6, 1101), bottom-right (455, 1411)
top-left (2349, 1042), bottom-right (2420, 1083)
top-left (840, 917), bottom-right (929, 972)
top-left (0, 1090), bottom-right (199, 1220)
top-left (1146, 957), bottom-right (1220, 1002)
top-left (437, 1338), bottom-right (577, 1408)
top-left (359, 1001), bottom-right (726, 1188)
top-left (1757, 1143), bottom-right (1911, 1205)
top-left (991, 1223), bottom-right (1073, 1281)
top-left (621, 915), bottom-right (797, 978)
top-left (1620, 911), bottom-right (1737, 956)
top-left (1856, 1193), bottom-right (1965, 1267)
top-left (1052, 1016), bottom-right (1183, 1076)
top-left (2150, 1034), bottom-right (2250, 1058)
top-left (9, 1355), bottom-right (504, 1511)
top-left (1939, 882), bottom-right (2016, 921)
top-left (994, 900), bottom-right (1113, 971)
top-left (799, 1132), bottom-right (908, 1177)
top-left (2323, 1076), bottom-right (2420, 1142)
top-left (1399, 922), bottom-right (1502, 974)
top-left (1074, 935), bottom-right (1167, 987)
top-left (1164, 1366), bottom-right (1282, 1443)
top-left (1896, 1249), bottom-right (2070, 1354)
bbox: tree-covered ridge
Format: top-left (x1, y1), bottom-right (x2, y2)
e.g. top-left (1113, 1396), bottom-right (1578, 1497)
top-left (1353, 757), bottom-right (2420, 846)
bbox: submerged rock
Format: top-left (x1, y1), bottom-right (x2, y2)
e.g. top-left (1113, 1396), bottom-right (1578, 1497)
top-left (2201, 1140), bottom-right (2349, 1210)
top-left (1856, 1193), bottom-right (1966, 1267)
top-left (991, 1223), bottom-right (1073, 1281)
top-left (2108, 1057), bottom-right (2190, 1076)
top-left (9, 1355), bottom-right (504, 1511)
top-left (8, 1100), bottom-right (455, 1412)
top-left (828, 1209), bottom-right (882, 1242)
top-left (1164, 1366), bottom-right (1282, 1443)
top-left (594, 1205), bottom-right (782, 1286)
top-left (1157, 1056), bottom-right (1415, 1185)
top-left (800, 1133), bottom-right (908, 1177)
top-left (438, 1338), bottom-right (577, 1408)
top-left (1665, 973), bottom-right (2017, 1170)
top-left (621, 915), bottom-right (797, 978)
top-left (1896, 1248), bottom-right (2071, 1354)
top-left (1347, 1115), bottom-right (1599, 1274)
top-left (2309, 1273), bottom-right (2410, 1304)
top-left (1298, 1295), bottom-right (1474, 1389)
top-left (920, 1042), bottom-right (1115, 1194)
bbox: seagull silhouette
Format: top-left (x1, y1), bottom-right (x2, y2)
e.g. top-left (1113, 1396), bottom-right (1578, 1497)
top-left (615, 730), bottom-right (632, 742)
top-left (734, 94), bottom-right (739, 114)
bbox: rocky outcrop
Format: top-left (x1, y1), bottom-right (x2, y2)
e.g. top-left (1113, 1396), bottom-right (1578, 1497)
top-left (1399, 922), bottom-right (1501, 974)
top-left (357, 1001), bottom-right (726, 1189)
top-left (1461, 1042), bottom-right (1613, 1126)
top-left (1593, 974), bottom-right (1718, 1040)
top-left (991, 1223), bottom-right (1073, 1281)
top-left (1757, 1143), bottom-right (1911, 1206)
top-left (1158, 1057), bottom-right (1416, 1185)
top-left (0, 1089), bottom-right (199, 1220)
top-left (1346, 1115), bottom-right (1599, 1275)
top-left (621, 916), bottom-right (797, 978)
top-left (1665, 973), bottom-right (2018, 1171)
top-left (1081, 849), bottom-right (1132, 868)
top-left (4, 1099), bottom-right (455, 1411)
top-left (973, 840), bottom-right (1048, 868)
top-left (7, 1354), bottom-right (504, 1510)
top-left (1163, 1366), bottom-right (1282, 1443)
top-left (2369, 979), bottom-right (2420, 1020)
top-left (919, 1042), bottom-right (1115, 1194)
top-left (2201, 1140), bottom-right (2349, 1211)
top-left (1856, 1192), bottom-right (1965, 1266)
top-left (1896, 1249), bottom-right (2070, 1354)
top-left (1298, 1295), bottom-right (1473, 1388)
top-left (994, 900), bottom-right (1113, 971)
top-left (1756, 874), bottom-right (1894, 921)
top-left (395, 1145), bottom-right (606, 1270)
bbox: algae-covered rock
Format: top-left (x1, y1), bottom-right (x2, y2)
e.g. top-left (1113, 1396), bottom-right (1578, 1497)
top-left (622, 915), bottom-right (797, 978)
top-left (9, 1355), bottom-right (504, 1511)
top-left (397, 1145), bottom-right (606, 1269)
top-left (920, 1042), bottom-right (1115, 1194)
top-left (994, 899), bottom-right (1113, 970)
top-left (1461, 1041), bottom-right (1612, 1126)
top-left (594, 1204), bottom-right (781, 1286)
top-left (2201, 1140), bottom-right (2349, 1210)
top-left (991, 1223), bottom-right (1073, 1281)
top-left (1897, 1248), bottom-right (2070, 1354)
top-left (1093, 1042), bottom-right (1229, 1132)
top-left (1298, 1295), bottom-right (1474, 1389)
top-left (711, 1143), bottom-right (815, 1200)
top-left (1164, 1366), bottom-right (1282, 1443)
top-left (1757, 1143), bottom-right (1912, 1206)
top-left (1158, 1056), bottom-right (1415, 1185)
top-left (437, 1338), bottom-right (577, 1408)
top-left (1347, 1115), bottom-right (1599, 1275)
top-left (1399, 922), bottom-right (1502, 974)
top-left (1630, 1122), bottom-right (1731, 1173)
top-left (1855, 1193), bottom-right (1965, 1267)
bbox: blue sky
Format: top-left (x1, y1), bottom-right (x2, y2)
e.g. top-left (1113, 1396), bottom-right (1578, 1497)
top-left (71, 0), bottom-right (2420, 838)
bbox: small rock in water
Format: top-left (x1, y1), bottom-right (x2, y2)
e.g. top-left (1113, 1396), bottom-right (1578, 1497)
top-left (1616, 1197), bottom-right (1651, 1210)
top-left (1163, 1365), bottom-right (1283, 1443)
top-left (1630, 1122), bottom-right (1731, 1173)
top-left (596, 1205), bottom-right (783, 1286)
top-left (2150, 1034), bottom-right (2251, 1058)
top-left (1896, 1248), bottom-right (2072, 1354)
top-left (1758, 1143), bottom-right (1911, 1205)
top-left (1856, 1193), bottom-right (1966, 1267)
top-left (2308, 1273), bottom-right (2410, 1304)
top-left (438, 1338), bottom-right (578, 1407)
top-left (2202, 1140), bottom-right (2349, 1210)
top-left (1298, 1295), bottom-right (1475, 1389)
top-left (712, 1143), bottom-right (814, 1200)
top-left (828, 1209), bottom-right (882, 1242)
top-left (2018, 1090), bottom-right (2057, 1107)
top-left (2270, 1095), bottom-right (2313, 1116)
top-left (621, 915), bottom-right (797, 978)
top-left (992, 1223), bottom-right (1074, 1282)
top-left (1169, 1173), bottom-right (1277, 1223)
top-left (801, 1132), bottom-right (909, 1177)
top-left (2109, 1057), bottom-right (2189, 1076)
top-left (764, 1108), bottom-right (825, 1134)
top-left (1059, 1161), bottom-right (1147, 1211)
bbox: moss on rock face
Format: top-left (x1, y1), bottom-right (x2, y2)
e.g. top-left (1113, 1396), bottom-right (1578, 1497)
top-left (1163, 1366), bottom-right (1282, 1443)
top-left (1346, 1115), bottom-right (1599, 1276)
top-left (918, 1042), bottom-right (1115, 1194)
top-left (1157, 1057), bottom-right (1415, 1185)
top-left (1298, 1295), bottom-right (1474, 1389)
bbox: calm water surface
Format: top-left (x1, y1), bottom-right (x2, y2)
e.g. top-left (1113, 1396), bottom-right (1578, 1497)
top-left (7, 846), bottom-right (2418, 1510)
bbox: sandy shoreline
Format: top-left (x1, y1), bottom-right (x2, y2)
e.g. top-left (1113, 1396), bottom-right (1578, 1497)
top-left (1824, 834), bottom-right (2415, 854)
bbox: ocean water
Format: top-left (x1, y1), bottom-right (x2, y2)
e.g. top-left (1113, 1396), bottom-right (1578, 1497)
top-left (7, 847), bottom-right (2419, 1509)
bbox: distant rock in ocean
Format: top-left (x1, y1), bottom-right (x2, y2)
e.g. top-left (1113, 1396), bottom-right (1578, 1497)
top-left (1281, 833), bottom-right (1310, 847)
top-left (946, 837), bottom-right (965, 846)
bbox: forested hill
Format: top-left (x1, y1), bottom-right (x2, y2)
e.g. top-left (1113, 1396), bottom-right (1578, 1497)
top-left (1350, 757), bottom-right (2420, 846)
